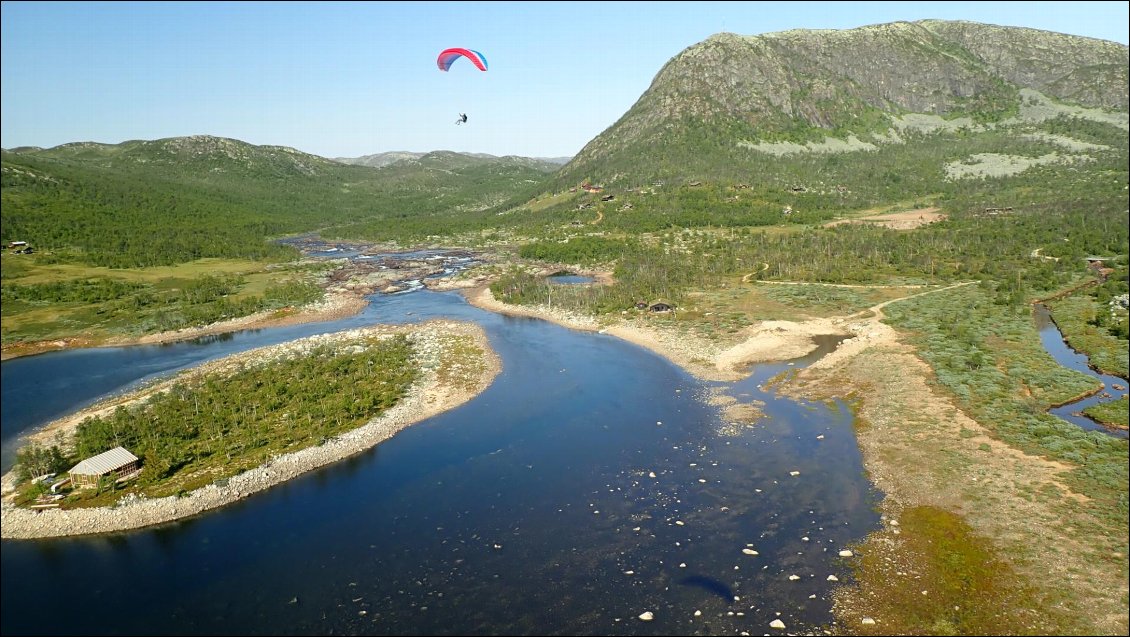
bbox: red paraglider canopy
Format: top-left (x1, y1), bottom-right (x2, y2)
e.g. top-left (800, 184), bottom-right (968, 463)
top-left (437, 48), bottom-right (488, 72)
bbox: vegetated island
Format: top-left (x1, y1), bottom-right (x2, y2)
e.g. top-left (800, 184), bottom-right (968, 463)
top-left (1, 319), bottom-right (499, 539)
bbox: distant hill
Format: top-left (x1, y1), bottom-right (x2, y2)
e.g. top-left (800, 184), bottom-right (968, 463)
top-left (0, 136), bottom-right (556, 266)
top-left (336, 150), bottom-right (570, 171)
top-left (333, 151), bottom-right (426, 168)
top-left (5, 135), bottom-right (346, 178)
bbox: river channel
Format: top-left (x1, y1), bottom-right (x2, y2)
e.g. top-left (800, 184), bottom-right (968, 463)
top-left (0, 248), bottom-right (1120, 635)
top-left (1033, 304), bottom-right (1129, 439)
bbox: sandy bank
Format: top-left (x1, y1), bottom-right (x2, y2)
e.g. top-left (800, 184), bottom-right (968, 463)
top-left (462, 285), bottom-right (855, 381)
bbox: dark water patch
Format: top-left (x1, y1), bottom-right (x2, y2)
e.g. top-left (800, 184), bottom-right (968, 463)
top-left (678, 575), bottom-right (735, 602)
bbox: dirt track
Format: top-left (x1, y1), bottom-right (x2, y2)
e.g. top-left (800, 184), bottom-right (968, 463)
top-left (823, 207), bottom-right (947, 229)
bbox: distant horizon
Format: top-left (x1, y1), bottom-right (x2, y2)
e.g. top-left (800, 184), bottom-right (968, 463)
top-left (326, 149), bottom-right (575, 161)
top-left (0, 137), bottom-right (577, 161)
top-left (3, 2), bottom-right (1127, 158)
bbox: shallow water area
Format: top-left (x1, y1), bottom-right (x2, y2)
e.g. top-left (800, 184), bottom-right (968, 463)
top-left (547, 273), bottom-right (595, 285)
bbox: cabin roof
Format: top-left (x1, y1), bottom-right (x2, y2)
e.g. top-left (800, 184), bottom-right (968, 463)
top-left (69, 447), bottom-right (139, 476)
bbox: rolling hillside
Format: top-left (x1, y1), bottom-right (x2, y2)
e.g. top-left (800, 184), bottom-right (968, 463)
top-left (1, 137), bottom-right (558, 266)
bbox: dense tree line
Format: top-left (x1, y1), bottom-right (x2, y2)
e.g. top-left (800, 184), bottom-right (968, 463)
top-left (1, 277), bottom-right (148, 303)
top-left (517, 236), bottom-right (635, 264)
top-left (13, 443), bottom-right (70, 483)
top-left (504, 198), bottom-right (1126, 317)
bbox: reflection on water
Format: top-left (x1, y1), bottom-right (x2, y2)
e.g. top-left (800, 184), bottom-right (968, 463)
top-left (191, 331), bottom-right (239, 346)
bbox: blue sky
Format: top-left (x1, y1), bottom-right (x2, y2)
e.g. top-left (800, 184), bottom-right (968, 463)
top-left (2, 1), bottom-right (1127, 159)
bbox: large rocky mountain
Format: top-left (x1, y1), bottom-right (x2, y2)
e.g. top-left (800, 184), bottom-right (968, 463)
top-left (556, 19), bottom-right (1128, 187)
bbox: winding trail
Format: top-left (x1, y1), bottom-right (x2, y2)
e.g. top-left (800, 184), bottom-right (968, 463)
top-left (854, 280), bottom-right (979, 317)
top-left (739, 263), bottom-right (770, 282)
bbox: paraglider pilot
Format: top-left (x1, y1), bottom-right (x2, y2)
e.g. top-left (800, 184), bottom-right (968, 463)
top-left (456, 113), bottom-right (468, 125)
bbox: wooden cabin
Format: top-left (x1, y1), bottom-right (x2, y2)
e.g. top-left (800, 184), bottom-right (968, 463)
top-left (68, 447), bottom-right (141, 489)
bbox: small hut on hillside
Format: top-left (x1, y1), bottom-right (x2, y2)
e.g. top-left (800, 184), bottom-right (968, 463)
top-left (68, 446), bottom-right (141, 489)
